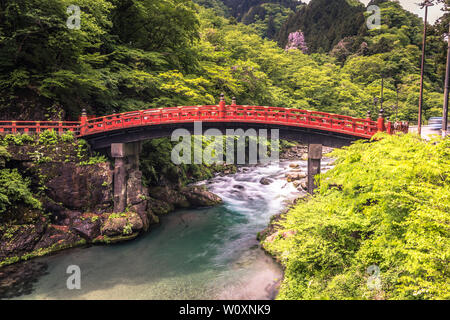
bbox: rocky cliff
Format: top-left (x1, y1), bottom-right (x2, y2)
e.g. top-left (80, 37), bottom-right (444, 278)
top-left (0, 133), bottom-right (223, 267)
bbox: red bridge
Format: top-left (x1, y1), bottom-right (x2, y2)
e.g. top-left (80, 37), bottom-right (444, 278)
top-left (0, 96), bottom-right (409, 199)
top-left (0, 96), bottom-right (408, 149)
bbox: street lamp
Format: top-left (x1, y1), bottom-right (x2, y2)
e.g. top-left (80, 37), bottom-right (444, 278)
top-left (418, 0), bottom-right (434, 136)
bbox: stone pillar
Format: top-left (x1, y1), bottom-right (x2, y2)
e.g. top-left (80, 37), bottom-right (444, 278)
top-left (307, 144), bottom-right (322, 194)
top-left (127, 141), bottom-right (141, 171)
top-left (111, 142), bottom-right (141, 213)
top-left (113, 156), bottom-right (127, 212)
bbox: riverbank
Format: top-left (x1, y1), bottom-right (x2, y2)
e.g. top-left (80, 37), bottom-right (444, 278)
top-left (259, 134), bottom-right (450, 300)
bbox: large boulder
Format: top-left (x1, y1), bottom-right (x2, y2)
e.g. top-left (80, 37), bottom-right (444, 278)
top-left (148, 186), bottom-right (190, 208)
top-left (286, 172), bottom-right (307, 182)
top-left (71, 215), bottom-right (101, 240)
top-left (147, 197), bottom-right (174, 215)
top-left (260, 177), bottom-right (273, 185)
top-left (101, 212), bottom-right (144, 237)
top-left (180, 186), bottom-right (222, 207)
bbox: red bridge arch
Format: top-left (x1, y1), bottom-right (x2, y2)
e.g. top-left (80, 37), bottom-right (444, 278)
top-left (0, 97), bottom-right (408, 149)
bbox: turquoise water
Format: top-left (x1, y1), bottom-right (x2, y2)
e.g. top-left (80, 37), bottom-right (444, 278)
top-left (2, 160), bottom-right (331, 300)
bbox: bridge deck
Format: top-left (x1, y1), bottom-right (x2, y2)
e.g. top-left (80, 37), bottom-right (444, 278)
top-left (0, 105), bottom-right (408, 139)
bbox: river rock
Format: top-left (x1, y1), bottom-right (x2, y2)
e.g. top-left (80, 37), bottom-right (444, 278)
top-left (33, 225), bottom-right (83, 251)
top-left (233, 185), bottom-right (245, 190)
top-left (148, 186), bottom-right (190, 208)
top-left (180, 186), bottom-right (222, 207)
top-left (299, 180), bottom-right (308, 191)
top-left (126, 170), bottom-right (146, 205)
top-left (280, 145), bottom-right (307, 160)
top-left (286, 172), bottom-right (307, 182)
top-left (125, 170), bottom-right (151, 231)
top-left (259, 177), bottom-right (273, 185)
top-left (289, 163), bottom-right (300, 169)
top-left (147, 197), bottom-right (174, 215)
top-left (292, 180), bottom-right (301, 188)
top-left (101, 212), bottom-right (144, 237)
top-left (71, 216), bottom-right (101, 240)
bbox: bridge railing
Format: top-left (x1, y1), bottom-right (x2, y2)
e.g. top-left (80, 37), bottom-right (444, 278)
top-left (0, 99), bottom-right (405, 139)
top-left (0, 121), bottom-right (80, 135)
top-left (80, 105), bottom-right (379, 138)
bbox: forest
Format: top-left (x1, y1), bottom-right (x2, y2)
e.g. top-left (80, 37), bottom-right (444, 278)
top-left (0, 0), bottom-right (448, 123)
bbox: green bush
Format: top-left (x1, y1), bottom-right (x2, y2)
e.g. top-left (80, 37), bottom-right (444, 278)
top-left (264, 134), bottom-right (450, 300)
top-left (0, 168), bottom-right (42, 214)
top-left (0, 146), bottom-right (10, 167)
top-left (2, 133), bottom-right (34, 146)
top-left (38, 129), bottom-right (58, 145)
top-left (61, 130), bottom-right (75, 142)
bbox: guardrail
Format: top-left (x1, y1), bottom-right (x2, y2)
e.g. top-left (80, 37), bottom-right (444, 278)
top-left (0, 121), bottom-right (80, 135)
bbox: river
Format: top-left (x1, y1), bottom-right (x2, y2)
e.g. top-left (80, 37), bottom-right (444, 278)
top-left (1, 158), bottom-right (332, 300)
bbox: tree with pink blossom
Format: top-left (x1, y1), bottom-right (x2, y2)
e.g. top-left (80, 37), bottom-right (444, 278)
top-left (285, 30), bottom-right (308, 53)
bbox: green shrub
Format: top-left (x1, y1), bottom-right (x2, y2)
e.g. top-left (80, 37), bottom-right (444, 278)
top-left (78, 153), bottom-right (108, 166)
top-left (264, 134), bottom-right (450, 300)
top-left (61, 130), bottom-right (75, 142)
top-left (0, 146), bottom-right (10, 167)
top-left (3, 133), bottom-right (34, 146)
top-left (38, 129), bottom-right (58, 145)
top-left (0, 168), bottom-right (42, 214)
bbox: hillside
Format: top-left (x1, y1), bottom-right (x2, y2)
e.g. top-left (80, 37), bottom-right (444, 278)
top-left (277, 0), bottom-right (366, 53)
top-left (194, 0), bottom-right (303, 39)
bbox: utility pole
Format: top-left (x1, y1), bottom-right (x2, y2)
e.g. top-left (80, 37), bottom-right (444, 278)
top-left (443, 23), bottom-right (450, 137)
top-left (396, 85), bottom-right (399, 122)
top-left (418, 0), bottom-right (434, 136)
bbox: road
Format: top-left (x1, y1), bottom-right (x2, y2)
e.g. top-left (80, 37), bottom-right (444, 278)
top-left (409, 125), bottom-right (443, 139)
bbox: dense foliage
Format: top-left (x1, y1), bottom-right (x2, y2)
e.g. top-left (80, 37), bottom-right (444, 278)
top-left (264, 134), bottom-right (450, 300)
top-left (0, 0), bottom-right (447, 123)
top-left (0, 145), bottom-right (41, 215)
